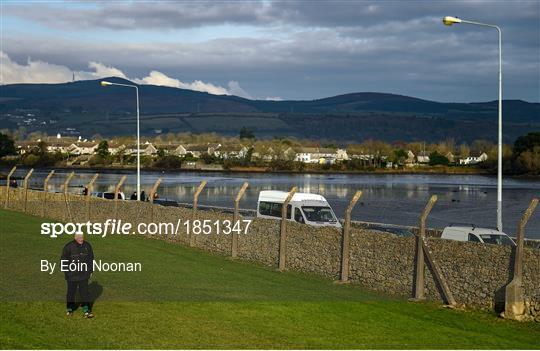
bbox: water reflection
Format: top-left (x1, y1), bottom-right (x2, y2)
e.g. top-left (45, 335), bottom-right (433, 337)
top-left (9, 168), bottom-right (540, 238)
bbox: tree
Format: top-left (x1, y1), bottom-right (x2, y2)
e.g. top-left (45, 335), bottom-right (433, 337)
top-left (513, 132), bottom-right (540, 155)
top-left (157, 147), bottom-right (166, 158)
top-left (392, 149), bottom-right (407, 164)
top-left (429, 151), bottom-right (449, 166)
top-left (96, 141), bottom-right (110, 157)
top-left (517, 146), bottom-right (540, 175)
top-left (239, 127), bottom-right (255, 140)
top-left (0, 133), bottom-right (16, 157)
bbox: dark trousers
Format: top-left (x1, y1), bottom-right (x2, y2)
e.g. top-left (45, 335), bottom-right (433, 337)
top-left (66, 279), bottom-right (90, 311)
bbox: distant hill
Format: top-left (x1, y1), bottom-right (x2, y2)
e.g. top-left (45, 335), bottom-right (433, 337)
top-left (1, 77), bottom-right (538, 143)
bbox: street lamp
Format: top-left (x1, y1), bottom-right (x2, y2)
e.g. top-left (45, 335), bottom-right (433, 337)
top-left (101, 80), bottom-right (141, 201)
top-left (443, 16), bottom-right (503, 232)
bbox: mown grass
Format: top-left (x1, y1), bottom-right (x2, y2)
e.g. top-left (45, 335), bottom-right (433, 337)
top-left (0, 209), bottom-right (538, 349)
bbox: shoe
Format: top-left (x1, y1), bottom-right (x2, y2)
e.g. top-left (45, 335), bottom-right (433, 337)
top-left (66, 309), bottom-right (73, 316)
top-left (83, 311), bottom-right (94, 318)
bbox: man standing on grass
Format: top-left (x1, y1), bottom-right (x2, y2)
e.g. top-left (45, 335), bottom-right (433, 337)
top-left (61, 233), bottom-right (94, 318)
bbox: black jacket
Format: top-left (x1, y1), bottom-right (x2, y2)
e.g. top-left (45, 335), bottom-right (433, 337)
top-left (61, 240), bottom-right (94, 281)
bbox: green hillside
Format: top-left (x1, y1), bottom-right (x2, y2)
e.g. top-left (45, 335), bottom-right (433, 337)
top-left (1, 78), bottom-right (538, 142)
top-left (1, 209), bottom-right (539, 349)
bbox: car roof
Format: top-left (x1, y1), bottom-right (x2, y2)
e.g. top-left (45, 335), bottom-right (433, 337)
top-left (258, 190), bottom-right (327, 203)
top-left (444, 226), bottom-right (507, 236)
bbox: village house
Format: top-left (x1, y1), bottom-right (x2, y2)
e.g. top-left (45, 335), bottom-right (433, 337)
top-left (125, 141), bottom-right (158, 156)
top-left (459, 152), bottom-right (488, 165)
top-left (416, 151), bottom-right (430, 164)
top-left (294, 147), bottom-right (320, 163)
top-left (294, 147), bottom-right (338, 164)
top-left (181, 144), bottom-right (210, 158)
top-left (213, 144), bottom-right (249, 159)
top-left (445, 152), bottom-right (456, 164)
top-left (154, 144), bottom-right (178, 156)
top-left (405, 150), bottom-right (416, 167)
top-left (251, 144), bottom-right (275, 161)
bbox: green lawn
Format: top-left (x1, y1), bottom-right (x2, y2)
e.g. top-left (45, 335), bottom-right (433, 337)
top-left (0, 209), bottom-right (538, 349)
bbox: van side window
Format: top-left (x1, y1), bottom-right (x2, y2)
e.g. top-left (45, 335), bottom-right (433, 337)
top-left (259, 202), bottom-right (292, 218)
top-left (259, 201), bottom-right (288, 218)
top-left (468, 233), bottom-right (481, 243)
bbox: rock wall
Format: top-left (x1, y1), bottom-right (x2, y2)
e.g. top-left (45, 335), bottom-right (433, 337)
top-left (1, 187), bottom-right (538, 320)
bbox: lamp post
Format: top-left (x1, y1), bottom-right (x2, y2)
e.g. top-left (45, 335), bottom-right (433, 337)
top-left (443, 16), bottom-right (503, 232)
top-left (101, 81), bottom-right (141, 201)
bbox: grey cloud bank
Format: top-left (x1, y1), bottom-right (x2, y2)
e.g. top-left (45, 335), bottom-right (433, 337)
top-left (2, 0), bottom-right (539, 102)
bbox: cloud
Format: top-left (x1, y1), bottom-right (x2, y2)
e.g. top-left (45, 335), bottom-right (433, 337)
top-left (0, 52), bottom-right (253, 98)
top-left (227, 81), bottom-right (252, 99)
top-left (3, 1), bottom-right (538, 30)
top-left (0, 51), bottom-right (73, 84)
top-left (1, 1), bottom-right (538, 101)
top-left (0, 55), bottom-right (129, 84)
top-left (133, 71), bottom-right (252, 97)
top-left (85, 62), bottom-right (127, 79)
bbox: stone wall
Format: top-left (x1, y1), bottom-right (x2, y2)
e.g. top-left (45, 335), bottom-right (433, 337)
top-left (1, 186), bottom-right (539, 320)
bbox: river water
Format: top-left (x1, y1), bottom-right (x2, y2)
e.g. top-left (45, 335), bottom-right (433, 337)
top-left (7, 168), bottom-right (540, 238)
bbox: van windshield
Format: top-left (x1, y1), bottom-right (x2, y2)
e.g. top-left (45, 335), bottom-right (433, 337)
top-left (480, 234), bottom-right (515, 247)
top-left (301, 206), bottom-right (336, 222)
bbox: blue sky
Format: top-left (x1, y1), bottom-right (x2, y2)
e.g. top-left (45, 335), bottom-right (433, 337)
top-left (1, 0), bottom-right (539, 102)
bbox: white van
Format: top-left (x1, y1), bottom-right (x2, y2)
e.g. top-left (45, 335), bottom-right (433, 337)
top-left (257, 190), bottom-right (341, 228)
top-left (441, 225), bottom-right (515, 247)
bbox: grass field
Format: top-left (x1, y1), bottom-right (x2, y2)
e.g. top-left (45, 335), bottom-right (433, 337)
top-left (1, 209), bottom-right (539, 349)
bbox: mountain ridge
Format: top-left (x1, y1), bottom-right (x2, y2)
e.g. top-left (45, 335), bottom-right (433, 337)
top-left (1, 77), bottom-right (538, 143)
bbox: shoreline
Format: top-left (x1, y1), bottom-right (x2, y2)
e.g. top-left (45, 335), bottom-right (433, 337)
top-left (0, 164), bottom-right (512, 176)
top-left (2, 164), bottom-right (539, 179)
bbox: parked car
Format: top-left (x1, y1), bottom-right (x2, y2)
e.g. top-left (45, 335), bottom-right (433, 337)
top-left (91, 191), bottom-right (126, 200)
top-left (257, 190), bottom-right (341, 228)
top-left (441, 225), bottom-right (515, 247)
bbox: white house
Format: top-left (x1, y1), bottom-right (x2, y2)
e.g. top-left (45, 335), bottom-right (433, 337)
top-left (125, 142), bottom-right (158, 156)
top-left (214, 144), bottom-right (249, 159)
top-left (295, 147), bottom-right (319, 163)
top-left (295, 147), bottom-right (338, 164)
top-left (335, 149), bottom-right (349, 161)
top-left (417, 151), bottom-right (430, 164)
top-left (459, 152), bottom-right (488, 165)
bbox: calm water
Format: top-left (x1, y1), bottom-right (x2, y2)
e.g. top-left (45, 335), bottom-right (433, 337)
top-left (8, 168), bottom-right (540, 238)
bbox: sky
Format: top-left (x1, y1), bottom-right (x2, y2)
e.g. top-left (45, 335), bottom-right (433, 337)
top-left (1, 0), bottom-right (539, 102)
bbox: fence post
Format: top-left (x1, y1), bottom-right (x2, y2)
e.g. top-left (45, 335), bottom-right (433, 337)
top-left (63, 172), bottom-right (75, 222)
top-left (278, 186), bottom-right (297, 271)
top-left (231, 182), bottom-right (249, 258)
top-left (86, 174), bottom-right (99, 221)
top-left (149, 177), bottom-right (162, 222)
top-left (23, 168), bottom-right (34, 213)
top-left (339, 190), bottom-right (362, 283)
top-left (420, 230), bottom-right (456, 306)
top-left (504, 198), bottom-right (538, 320)
top-left (413, 195), bottom-right (437, 301)
top-left (190, 180), bottom-right (207, 247)
top-left (42, 170), bottom-right (55, 217)
top-left (114, 175), bottom-right (127, 219)
top-left (4, 166), bottom-right (16, 209)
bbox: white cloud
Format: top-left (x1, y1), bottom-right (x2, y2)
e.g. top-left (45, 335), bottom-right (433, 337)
top-left (87, 61), bottom-right (127, 79)
top-left (264, 96), bottom-right (282, 101)
top-left (227, 80), bottom-right (252, 99)
top-left (134, 70), bottom-right (181, 88)
top-left (0, 51), bottom-right (73, 84)
top-left (1, 52), bottom-right (253, 99)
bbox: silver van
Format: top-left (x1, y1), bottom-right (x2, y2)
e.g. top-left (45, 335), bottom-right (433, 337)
top-left (441, 225), bottom-right (515, 247)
